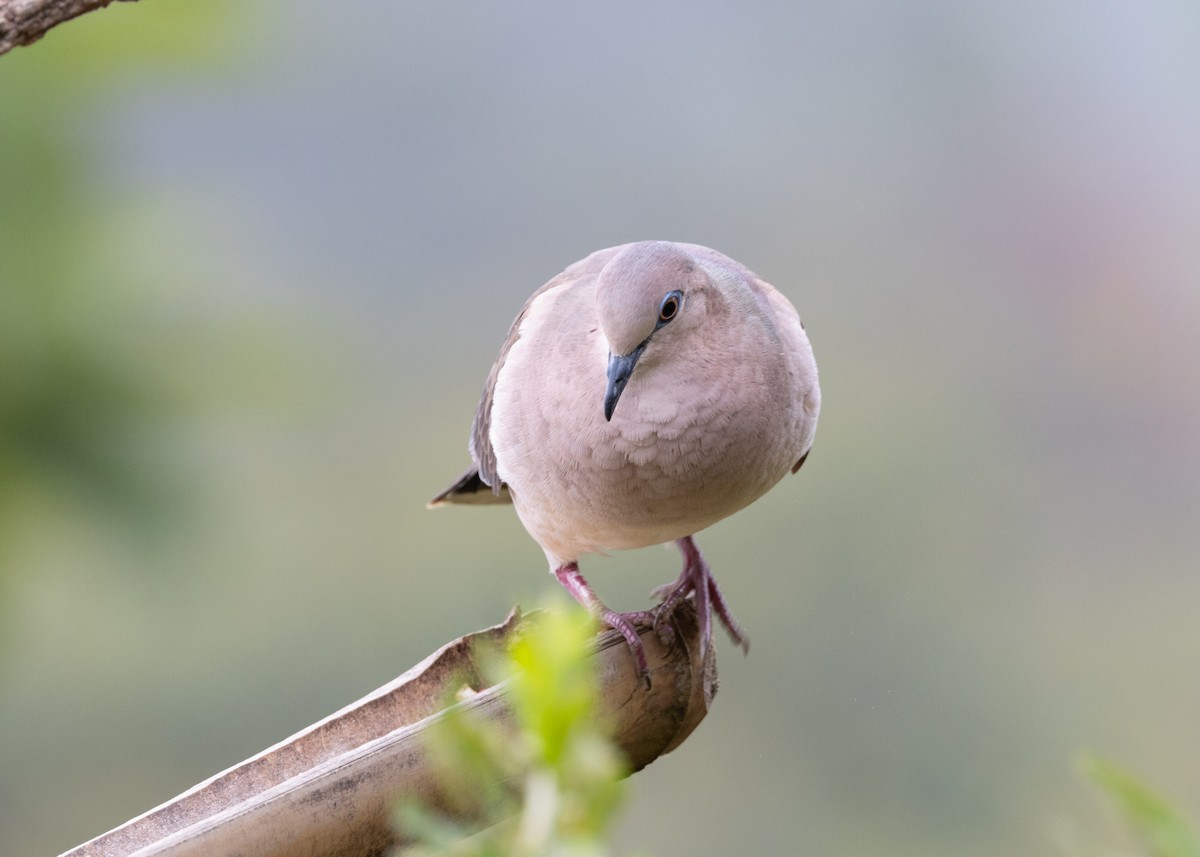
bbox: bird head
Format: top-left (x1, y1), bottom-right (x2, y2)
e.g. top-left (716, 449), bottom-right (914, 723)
top-left (595, 241), bottom-right (707, 421)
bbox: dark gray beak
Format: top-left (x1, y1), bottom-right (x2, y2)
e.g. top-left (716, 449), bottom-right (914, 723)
top-left (604, 344), bottom-right (646, 421)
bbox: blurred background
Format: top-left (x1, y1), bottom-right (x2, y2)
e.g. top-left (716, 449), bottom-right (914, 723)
top-left (2, 2), bottom-right (1199, 855)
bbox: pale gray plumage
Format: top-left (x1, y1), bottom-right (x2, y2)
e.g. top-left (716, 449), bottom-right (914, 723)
top-left (431, 240), bottom-right (820, 676)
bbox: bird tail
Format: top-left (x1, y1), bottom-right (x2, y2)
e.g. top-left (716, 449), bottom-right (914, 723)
top-left (427, 466), bottom-right (513, 508)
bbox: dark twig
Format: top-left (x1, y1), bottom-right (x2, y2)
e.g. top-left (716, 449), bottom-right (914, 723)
top-left (0, 0), bottom-right (139, 57)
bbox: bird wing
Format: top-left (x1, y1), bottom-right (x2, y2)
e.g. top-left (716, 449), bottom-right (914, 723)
top-left (757, 282), bottom-right (820, 475)
top-left (430, 246), bottom-right (623, 506)
top-left (682, 243), bottom-right (821, 476)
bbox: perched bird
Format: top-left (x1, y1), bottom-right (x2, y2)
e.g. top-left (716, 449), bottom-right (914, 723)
top-left (431, 241), bottom-right (820, 678)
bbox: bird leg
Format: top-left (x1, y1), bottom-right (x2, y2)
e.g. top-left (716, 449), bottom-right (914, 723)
top-left (648, 536), bottom-right (750, 660)
top-left (554, 562), bottom-right (650, 682)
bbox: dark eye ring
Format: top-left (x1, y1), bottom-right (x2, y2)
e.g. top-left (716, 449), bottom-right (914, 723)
top-left (658, 291), bottom-right (682, 324)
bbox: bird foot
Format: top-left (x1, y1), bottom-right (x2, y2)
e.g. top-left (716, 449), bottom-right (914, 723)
top-left (555, 563), bottom-right (652, 686)
top-left (647, 536), bottom-right (750, 660)
top-left (625, 607), bottom-right (677, 648)
top-left (596, 608), bottom-right (651, 683)
top-left (553, 538), bottom-right (750, 688)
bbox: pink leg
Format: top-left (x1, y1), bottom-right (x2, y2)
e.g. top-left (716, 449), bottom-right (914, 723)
top-left (555, 562), bottom-right (650, 681)
top-left (648, 536), bottom-right (750, 660)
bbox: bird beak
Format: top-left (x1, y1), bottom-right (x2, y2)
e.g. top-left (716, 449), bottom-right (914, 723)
top-left (604, 344), bottom-right (646, 421)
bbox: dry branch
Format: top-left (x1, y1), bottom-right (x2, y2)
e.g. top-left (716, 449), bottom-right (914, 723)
top-left (0, 0), bottom-right (137, 56)
top-left (61, 601), bottom-right (716, 857)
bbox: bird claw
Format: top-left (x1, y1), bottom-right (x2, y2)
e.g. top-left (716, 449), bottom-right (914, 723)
top-left (649, 609), bottom-right (677, 647)
top-left (648, 536), bottom-right (752, 660)
top-left (648, 580), bottom-right (677, 602)
top-left (598, 608), bottom-right (651, 682)
top-left (555, 537), bottom-right (751, 689)
top-left (554, 563), bottom-right (655, 686)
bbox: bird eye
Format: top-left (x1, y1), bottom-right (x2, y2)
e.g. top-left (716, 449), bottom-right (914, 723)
top-left (658, 291), bottom-right (682, 325)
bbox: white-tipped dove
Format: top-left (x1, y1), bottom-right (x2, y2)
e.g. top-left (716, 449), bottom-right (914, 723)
top-left (432, 241), bottom-right (820, 679)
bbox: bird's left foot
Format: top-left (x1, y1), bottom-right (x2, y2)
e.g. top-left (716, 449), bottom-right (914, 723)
top-left (554, 562), bottom-right (652, 685)
top-left (648, 535), bottom-right (750, 660)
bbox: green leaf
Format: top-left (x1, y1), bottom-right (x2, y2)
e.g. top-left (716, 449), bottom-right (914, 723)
top-left (1079, 754), bottom-right (1200, 857)
top-left (395, 600), bottom-right (635, 856)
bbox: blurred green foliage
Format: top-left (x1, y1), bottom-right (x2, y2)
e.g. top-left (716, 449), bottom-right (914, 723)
top-left (1074, 756), bottom-right (1200, 857)
top-left (396, 602), bottom-right (634, 857)
top-left (0, 1), bottom-right (260, 571)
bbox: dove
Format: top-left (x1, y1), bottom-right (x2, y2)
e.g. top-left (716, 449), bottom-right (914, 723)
top-left (431, 241), bottom-right (820, 678)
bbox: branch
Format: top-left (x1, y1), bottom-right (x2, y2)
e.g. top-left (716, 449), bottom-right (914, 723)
top-left (0, 0), bottom-right (138, 56)
top-left (60, 601), bottom-right (716, 857)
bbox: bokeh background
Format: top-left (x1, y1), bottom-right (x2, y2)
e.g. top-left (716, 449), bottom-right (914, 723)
top-left (3, 3), bottom-right (1199, 855)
